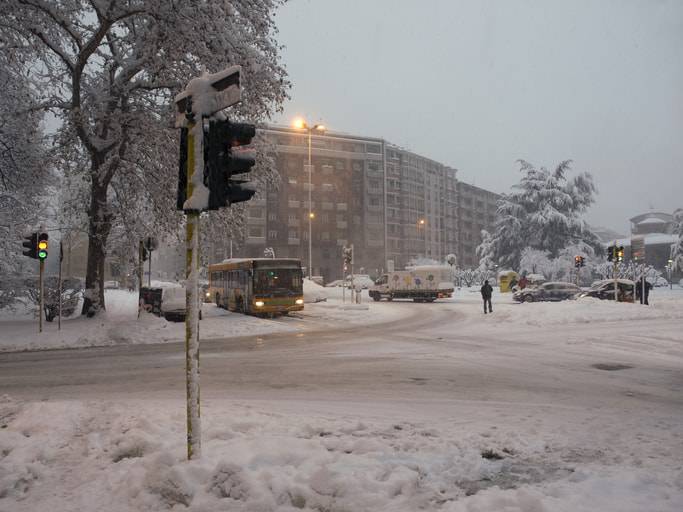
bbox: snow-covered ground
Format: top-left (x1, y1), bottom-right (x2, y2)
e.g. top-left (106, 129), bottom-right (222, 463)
top-left (0, 288), bottom-right (403, 353)
top-left (2, 395), bottom-right (681, 512)
top-left (1, 286), bottom-right (682, 511)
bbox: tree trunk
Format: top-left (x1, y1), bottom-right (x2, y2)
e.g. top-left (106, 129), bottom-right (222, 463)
top-left (81, 173), bottom-right (113, 317)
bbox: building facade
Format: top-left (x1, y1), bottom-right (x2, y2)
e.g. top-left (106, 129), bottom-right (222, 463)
top-left (455, 182), bottom-right (500, 268)
top-left (235, 125), bottom-right (499, 282)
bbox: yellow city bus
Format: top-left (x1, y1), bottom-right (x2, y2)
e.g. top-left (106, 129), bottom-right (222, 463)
top-left (207, 258), bottom-right (304, 315)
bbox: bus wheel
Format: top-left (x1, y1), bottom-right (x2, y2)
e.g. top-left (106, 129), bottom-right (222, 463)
top-left (387, 295), bottom-right (393, 302)
top-left (215, 293), bottom-right (221, 308)
top-left (371, 293), bottom-right (380, 302)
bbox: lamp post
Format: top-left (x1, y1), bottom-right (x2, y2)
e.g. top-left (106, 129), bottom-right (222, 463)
top-left (418, 218), bottom-right (426, 258)
top-left (293, 118), bottom-right (325, 278)
top-left (668, 259), bottom-right (673, 290)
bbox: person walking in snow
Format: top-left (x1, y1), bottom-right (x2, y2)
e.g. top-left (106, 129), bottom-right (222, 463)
top-left (481, 279), bottom-right (493, 314)
top-left (643, 278), bottom-right (652, 305)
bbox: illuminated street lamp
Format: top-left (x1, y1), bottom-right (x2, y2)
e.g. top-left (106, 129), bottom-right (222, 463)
top-left (667, 259), bottom-right (674, 290)
top-left (292, 117), bottom-right (325, 278)
top-left (417, 218), bottom-right (426, 257)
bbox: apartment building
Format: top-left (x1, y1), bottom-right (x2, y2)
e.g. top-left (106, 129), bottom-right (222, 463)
top-left (456, 182), bottom-right (500, 268)
top-left (235, 125), bottom-right (498, 281)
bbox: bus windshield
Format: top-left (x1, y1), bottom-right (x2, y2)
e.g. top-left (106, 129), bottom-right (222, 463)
top-left (254, 268), bottom-right (303, 296)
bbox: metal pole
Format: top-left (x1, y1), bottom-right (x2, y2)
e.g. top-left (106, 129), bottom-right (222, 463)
top-left (39, 259), bottom-right (44, 333)
top-left (58, 241), bottom-right (62, 331)
top-left (308, 128), bottom-right (312, 279)
top-left (185, 119), bottom-right (201, 460)
top-left (613, 244), bottom-right (618, 303)
top-left (148, 250), bottom-right (152, 287)
top-left (138, 241), bottom-right (143, 319)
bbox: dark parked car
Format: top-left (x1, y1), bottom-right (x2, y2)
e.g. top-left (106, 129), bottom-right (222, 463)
top-left (580, 279), bottom-right (634, 302)
top-left (513, 281), bottom-right (582, 303)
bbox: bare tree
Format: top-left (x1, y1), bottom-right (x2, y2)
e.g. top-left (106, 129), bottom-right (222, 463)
top-left (1, 0), bottom-right (289, 315)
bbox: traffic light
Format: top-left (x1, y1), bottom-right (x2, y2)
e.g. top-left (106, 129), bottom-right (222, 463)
top-left (607, 245), bottom-right (615, 262)
top-left (617, 246), bottom-right (624, 262)
top-left (206, 119), bottom-right (257, 210)
top-left (37, 233), bottom-right (48, 260)
top-left (574, 255), bottom-right (582, 268)
top-left (22, 232), bottom-right (38, 259)
top-left (343, 245), bottom-right (353, 266)
top-left (177, 119), bottom-right (257, 211)
top-left (580, 256), bottom-right (585, 267)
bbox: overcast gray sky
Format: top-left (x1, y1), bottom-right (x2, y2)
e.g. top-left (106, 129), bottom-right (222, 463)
top-left (273, 0), bottom-right (683, 234)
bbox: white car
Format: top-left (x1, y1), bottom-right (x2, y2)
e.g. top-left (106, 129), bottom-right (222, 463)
top-left (346, 275), bottom-right (374, 289)
top-left (160, 286), bottom-right (203, 321)
top-left (325, 280), bottom-right (345, 287)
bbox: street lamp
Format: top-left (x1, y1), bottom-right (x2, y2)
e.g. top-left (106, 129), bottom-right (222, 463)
top-left (292, 117), bottom-right (325, 278)
top-left (417, 218), bottom-right (426, 258)
top-left (668, 259), bottom-right (673, 290)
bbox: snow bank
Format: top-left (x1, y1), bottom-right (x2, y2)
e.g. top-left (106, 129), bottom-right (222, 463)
top-left (303, 278), bottom-right (328, 303)
top-left (487, 296), bottom-right (683, 327)
top-left (0, 290), bottom-right (297, 352)
top-left (1, 397), bottom-right (681, 512)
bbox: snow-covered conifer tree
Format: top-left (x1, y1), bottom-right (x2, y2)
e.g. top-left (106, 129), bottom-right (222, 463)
top-left (477, 160), bottom-right (600, 270)
top-left (1, 0), bottom-right (289, 315)
top-left (672, 208), bottom-right (683, 272)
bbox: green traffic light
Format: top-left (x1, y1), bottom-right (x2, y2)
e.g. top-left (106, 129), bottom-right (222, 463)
top-left (38, 250), bottom-right (47, 259)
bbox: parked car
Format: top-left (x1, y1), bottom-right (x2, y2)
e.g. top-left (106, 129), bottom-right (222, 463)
top-left (346, 274), bottom-right (375, 289)
top-left (513, 281), bottom-right (582, 302)
top-left (160, 286), bottom-right (203, 321)
top-left (580, 279), bottom-right (635, 302)
top-left (325, 280), bottom-right (345, 287)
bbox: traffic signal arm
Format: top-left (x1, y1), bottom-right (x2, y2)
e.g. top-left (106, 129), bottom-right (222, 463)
top-left (22, 233), bottom-right (38, 259)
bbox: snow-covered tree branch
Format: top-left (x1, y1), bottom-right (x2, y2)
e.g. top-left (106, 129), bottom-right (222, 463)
top-left (1, 0), bottom-right (290, 315)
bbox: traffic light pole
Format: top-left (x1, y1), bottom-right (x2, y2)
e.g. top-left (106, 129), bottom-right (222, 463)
top-left (138, 241), bottom-right (144, 319)
top-left (184, 118), bottom-right (202, 460)
top-left (39, 258), bottom-right (44, 333)
top-left (613, 245), bottom-right (619, 303)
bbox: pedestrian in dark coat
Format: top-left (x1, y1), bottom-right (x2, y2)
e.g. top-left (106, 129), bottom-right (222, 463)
top-left (644, 279), bottom-right (652, 305)
top-left (481, 280), bottom-right (493, 314)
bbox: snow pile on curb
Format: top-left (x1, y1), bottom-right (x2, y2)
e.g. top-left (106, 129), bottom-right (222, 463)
top-left (303, 279), bottom-right (328, 303)
top-left (0, 290), bottom-right (298, 353)
top-left (488, 297), bottom-right (683, 327)
top-left (1, 397), bottom-right (681, 512)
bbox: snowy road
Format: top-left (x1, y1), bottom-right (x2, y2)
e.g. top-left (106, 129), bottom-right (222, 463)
top-left (1, 299), bottom-right (680, 411)
top-left (1, 294), bottom-right (682, 511)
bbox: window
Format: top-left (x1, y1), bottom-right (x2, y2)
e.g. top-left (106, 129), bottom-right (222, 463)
top-left (268, 212), bottom-right (277, 221)
top-left (268, 230), bottom-right (278, 239)
top-left (322, 183), bottom-right (334, 192)
top-left (248, 227), bottom-right (264, 238)
top-left (337, 203), bottom-right (348, 211)
top-left (288, 177), bottom-right (297, 185)
top-left (249, 207), bottom-right (264, 219)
